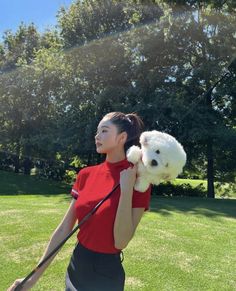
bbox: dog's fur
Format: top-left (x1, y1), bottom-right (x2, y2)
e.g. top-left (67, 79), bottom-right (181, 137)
top-left (127, 130), bottom-right (187, 192)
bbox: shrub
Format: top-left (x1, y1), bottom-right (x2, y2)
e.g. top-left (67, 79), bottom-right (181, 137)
top-left (64, 169), bottom-right (77, 184)
top-left (152, 182), bottom-right (206, 197)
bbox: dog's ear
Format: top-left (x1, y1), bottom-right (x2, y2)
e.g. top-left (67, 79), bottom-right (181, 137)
top-left (143, 137), bottom-right (148, 146)
top-left (140, 132), bottom-right (149, 146)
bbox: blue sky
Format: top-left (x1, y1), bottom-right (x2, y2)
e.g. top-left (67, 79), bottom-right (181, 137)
top-left (0, 0), bottom-right (73, 38)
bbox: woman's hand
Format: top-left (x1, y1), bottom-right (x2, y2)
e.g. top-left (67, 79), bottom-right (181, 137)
top-left (7, 278), bottom-right (35, 291)
top-left (120, 164), bottom-right (137, 195)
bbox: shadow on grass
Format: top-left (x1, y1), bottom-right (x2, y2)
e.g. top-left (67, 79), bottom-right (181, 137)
top-left (1, 170), bottom-right (235, 220)
top-left (0, 170), bottom-right (71, 195)
top-left (150, 196), bottom-right (236, 219)
top-left (59, 192), bottom-right (236, 220)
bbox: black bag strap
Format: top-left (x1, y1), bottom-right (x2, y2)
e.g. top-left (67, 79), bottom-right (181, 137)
top-left (15, 183), bottom-right (120, 291)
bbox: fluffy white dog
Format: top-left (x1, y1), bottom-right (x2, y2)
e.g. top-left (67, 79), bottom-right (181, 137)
top-left (126, 130), bottom-right (187, 192)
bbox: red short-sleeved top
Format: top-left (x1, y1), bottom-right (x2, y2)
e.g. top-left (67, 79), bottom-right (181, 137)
top-left (71, 158), bottom-right (151, 254)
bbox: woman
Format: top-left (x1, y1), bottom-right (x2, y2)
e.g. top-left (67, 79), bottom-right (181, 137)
top-left (8, 112), bottom-right (151, 291)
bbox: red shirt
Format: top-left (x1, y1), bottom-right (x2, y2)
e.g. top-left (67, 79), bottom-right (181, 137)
top-left (71, 159), bottom-right (151, 254)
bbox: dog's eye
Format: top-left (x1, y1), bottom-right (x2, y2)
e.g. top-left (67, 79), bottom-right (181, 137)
top-left (156, 150), bottom-right (160, 154)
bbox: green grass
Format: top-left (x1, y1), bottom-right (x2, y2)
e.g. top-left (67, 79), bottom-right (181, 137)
top-left (0, 171), bottom-right (236, 290)
top-left (175, 178), bottom-right (208, 187)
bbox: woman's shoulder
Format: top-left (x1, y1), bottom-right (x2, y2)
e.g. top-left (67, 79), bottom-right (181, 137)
top-left (77, 162), bottom-right (104, 176)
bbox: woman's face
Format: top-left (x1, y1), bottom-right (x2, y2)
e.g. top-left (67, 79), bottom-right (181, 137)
top-left (95, 118), bottom-right (126, 154)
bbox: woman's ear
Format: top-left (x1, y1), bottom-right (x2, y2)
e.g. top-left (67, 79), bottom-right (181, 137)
top-left (119, 131), bottom-right (128, 144)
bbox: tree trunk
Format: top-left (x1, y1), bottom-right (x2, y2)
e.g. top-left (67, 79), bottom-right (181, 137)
top-left (206, 88), bottom-right (215, 199)
top-left (207, 137), bottom-right (215, 198)
top-left (23, 157), bottom-right (32, 175)
top-left (14, 142), bottom-right (21, 173)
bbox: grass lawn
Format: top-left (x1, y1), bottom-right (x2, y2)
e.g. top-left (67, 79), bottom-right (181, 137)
top-left (175, 178), bottom-right (208, 187)
top-left (0, 170), bottom-right (236, 290)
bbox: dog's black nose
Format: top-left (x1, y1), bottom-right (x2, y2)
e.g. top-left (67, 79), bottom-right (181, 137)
top-left (151, 159), bottom-right (158, 166)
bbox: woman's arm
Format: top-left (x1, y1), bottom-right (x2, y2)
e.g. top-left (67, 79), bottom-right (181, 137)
top-left (113, 165), bottom-right (145, 250)
top-left (32, 199), bottom-right (77, 278)
top-left (8, 199), bottom-right (77, 291)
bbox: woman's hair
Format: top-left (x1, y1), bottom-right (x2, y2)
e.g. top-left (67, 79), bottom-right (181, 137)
top-left (103, 112), bottom-right (144, 152)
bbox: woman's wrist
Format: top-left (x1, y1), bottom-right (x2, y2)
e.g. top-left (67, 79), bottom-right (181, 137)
top-left (120, 188), bottom-right (133, 198)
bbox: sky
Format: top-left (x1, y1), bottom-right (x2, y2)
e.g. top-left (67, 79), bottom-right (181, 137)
top-left (0, 0), bottom-right (74, 39)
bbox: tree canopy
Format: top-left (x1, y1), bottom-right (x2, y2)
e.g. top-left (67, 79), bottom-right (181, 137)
top-left (0, 0), bottom-right (235, 197)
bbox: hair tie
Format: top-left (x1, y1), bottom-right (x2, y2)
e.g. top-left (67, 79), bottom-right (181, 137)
top-left (126, 116), bottom-right (132, 123)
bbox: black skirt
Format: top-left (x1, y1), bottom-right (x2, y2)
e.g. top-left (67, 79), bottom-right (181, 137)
top-left (65, 243), bottom-right (125, 291)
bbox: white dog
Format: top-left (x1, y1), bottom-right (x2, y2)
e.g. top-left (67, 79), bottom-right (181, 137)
top-left (126, 130), bottom-right (187, 192)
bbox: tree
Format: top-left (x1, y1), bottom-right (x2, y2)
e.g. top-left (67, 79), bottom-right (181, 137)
top-left (0, 29), bottom-right (65, 170)
top-left (1, 23), bottom-right (41, 72)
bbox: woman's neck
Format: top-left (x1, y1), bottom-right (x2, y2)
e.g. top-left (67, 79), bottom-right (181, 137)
top-left (105, 150), bottom-right (126, 163)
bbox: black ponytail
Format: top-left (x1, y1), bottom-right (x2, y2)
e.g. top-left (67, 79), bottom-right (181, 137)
top-left (103, 112), bottom-right (144, 152)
